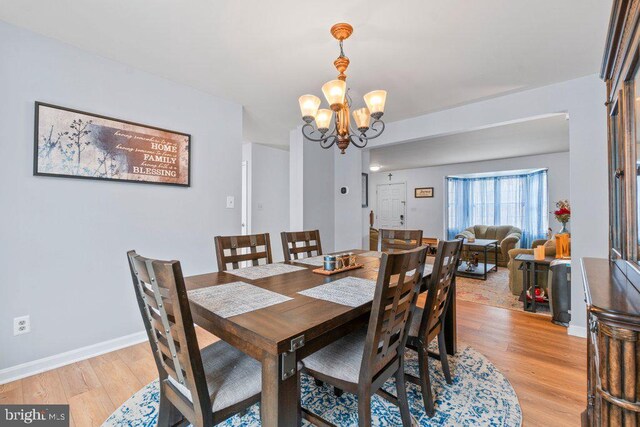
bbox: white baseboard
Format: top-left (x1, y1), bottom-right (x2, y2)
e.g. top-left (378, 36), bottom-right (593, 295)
top-left (0, 330), bottom-right (147, 385)
top-left (567, 325), bottom-right (587, 338)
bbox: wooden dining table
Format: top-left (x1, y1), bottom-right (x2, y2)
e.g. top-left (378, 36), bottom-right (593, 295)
top-left (184, 249), bottom-right (457, 426)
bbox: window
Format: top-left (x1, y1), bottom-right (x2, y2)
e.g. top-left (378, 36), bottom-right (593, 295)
top-left (446, 169), bottom-right (549, 248)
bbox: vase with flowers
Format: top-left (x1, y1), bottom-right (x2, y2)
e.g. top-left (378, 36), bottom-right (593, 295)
top-left (554, 200), bottom-right (571, 234)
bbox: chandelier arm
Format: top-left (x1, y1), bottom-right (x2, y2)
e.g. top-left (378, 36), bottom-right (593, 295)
top-left (348, 134), bottom-right (369, 148)
top-left (319, 135), bottom-right (338, 149)
top-left (362, 119), bottom-right (386, 140)
top-left (301, 123), bottom-right (332, 143)
top-left (346, 119), bottom-right (386, 147)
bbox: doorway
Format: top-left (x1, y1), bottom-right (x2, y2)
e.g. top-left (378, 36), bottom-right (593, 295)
top-left (376, 182), bottom-right (406, 229)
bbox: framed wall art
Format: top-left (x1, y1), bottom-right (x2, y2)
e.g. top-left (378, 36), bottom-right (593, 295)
top-left (415, 187), bottom-right (434, 198)
top-left (34, 102), bottom-right (191, 186)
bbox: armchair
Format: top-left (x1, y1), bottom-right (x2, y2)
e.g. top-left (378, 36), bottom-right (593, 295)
top-left (455, 225), bottom-right (522, 267)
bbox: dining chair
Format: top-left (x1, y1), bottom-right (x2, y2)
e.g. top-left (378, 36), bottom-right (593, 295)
top-left (378, 228), bottom-right (424, 252)
top-left (127, 251), bottom-right (261, 427)
top-left (281, 229), bottom-right (323, 262)
top-left (214, 233), bottom-right (273, 271)
top-left (405, 239), bottom-right (463, 417)
top-left (302, 246), bottom-right (428, 427)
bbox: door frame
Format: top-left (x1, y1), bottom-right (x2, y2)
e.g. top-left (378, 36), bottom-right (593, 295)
top-left (376, 181), bottom-right (407, 229)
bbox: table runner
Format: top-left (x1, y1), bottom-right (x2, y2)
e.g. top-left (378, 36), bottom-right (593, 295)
top-left (228, 263), bottom-right (306, 280)
top-left (298, 277), bottom-right (376, 307)
top-left (188, 282), bottom-right (292, 318)
top-left (291, 255), bottom-right (325, 267)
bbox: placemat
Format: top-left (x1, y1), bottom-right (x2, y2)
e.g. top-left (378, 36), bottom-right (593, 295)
top-left (298, 277), bottom-right (376, 307)
top-left (291, 255), bottom-right (325, 267)
top-left (228, 263), bottom-right (306, 280)
top-left (188, 282), bottom-right (292, 318)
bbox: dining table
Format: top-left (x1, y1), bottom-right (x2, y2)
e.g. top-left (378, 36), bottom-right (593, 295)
top-left (184, 249), bottom-right (457, 426)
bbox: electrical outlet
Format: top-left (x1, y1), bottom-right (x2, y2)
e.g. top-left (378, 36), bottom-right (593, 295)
top-left (226, 196), bottom-right (235, 209)
top-left (14, 315), bottom-right (30, 336)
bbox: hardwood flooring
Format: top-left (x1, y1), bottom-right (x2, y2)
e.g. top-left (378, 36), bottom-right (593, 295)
top-left (0, 300), bottom-right (585, 426)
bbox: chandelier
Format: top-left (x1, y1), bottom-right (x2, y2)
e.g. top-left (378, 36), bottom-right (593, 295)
top-left (298, 23), bottom-right (387, 154)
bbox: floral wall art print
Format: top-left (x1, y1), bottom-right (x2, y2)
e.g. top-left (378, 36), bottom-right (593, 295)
top-left (34, 103), bottom-right (190, 186)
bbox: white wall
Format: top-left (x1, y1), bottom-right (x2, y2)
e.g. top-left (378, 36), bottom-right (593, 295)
top-left (369, 152), bottom-right (571, 239)
top-left (0, 21), bottom-right (243, 371)
top-left (334, 148), bottom-right (364, 252)
top-left (362, 150), bottom-right (371, 249)
top-left (303, 140), bottom-right (336, 252)
top-left (243, 143), bottom-right (289, 261)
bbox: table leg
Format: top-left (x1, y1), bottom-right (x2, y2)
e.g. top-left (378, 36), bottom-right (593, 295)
top-left (494, 242), bottom-right (499, 272)
top-left (261, 351), bottom-right (300, 427)
top-left (531, 262), bottom-right (538, 313)
top-left (483, 246), bottom-right (488, 280)
top-left (522, 261), bottom-right (531, 312)
top-left (444, 277), bottom-right (457, 356)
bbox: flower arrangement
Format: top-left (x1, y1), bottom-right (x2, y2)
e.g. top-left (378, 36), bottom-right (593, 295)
top-left (554, 200), bottom-right (570, 233)
top-left (554, 200), bottom-right (571, 222)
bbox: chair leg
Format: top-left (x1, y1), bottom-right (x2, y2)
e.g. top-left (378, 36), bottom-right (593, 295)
top-left (314, 379), bottom-right (324, 387)
top-left (334, 386), bottom-right (344, 397)
top-left (395, 364), bottom-right (412, 427)
top-left (438, 329), bottom-right (453, 384)
top-left (157, 388), bottom-right (183, 427)
top-left (357, 391), bottom-right (372, 427)
top-left (417, 345), bottom-right (435, 417)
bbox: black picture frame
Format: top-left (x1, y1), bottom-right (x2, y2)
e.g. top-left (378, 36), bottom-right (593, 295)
top-left (362, 173), bottom-right (369, 207)
top-left (33, 102), bottom-right (191, 187)
top-left (415, 187), bottom-right (434, 198)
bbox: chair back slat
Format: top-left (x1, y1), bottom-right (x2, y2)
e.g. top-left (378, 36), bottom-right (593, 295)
top-left (378, 229), bottom-right (424, 252)
top-left (416, 239), bottom-right (463, 338)
top-left (214, 233), bottom-right (273, 271)
top-left (127, 250), bottom-right (210, 414)
top-left (281, 230), bottom-right (323, 262)
top-left (361, 246), bottom-right (428, 379)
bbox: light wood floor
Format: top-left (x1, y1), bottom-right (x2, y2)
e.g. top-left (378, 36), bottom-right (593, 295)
top-left (0, 300), bottom-right (586, 426)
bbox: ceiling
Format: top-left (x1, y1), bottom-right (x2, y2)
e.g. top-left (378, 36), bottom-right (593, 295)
top-left (0, 1), bottom-right (610, 146)
top-left (368, 115), bottom-right (569, 171)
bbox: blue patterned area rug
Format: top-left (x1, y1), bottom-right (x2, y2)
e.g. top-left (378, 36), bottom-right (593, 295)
top-left (103, 346), bottom-right (521, 426)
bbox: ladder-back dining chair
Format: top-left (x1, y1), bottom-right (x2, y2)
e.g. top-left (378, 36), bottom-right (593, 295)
top-left (214, 233), bottom-right (272, 271)
top-left (281, 230), bottom-right (323, 262)
top-left (405, 239), bottom-right (463, 416)
top-left (378, 229), bottom-right (424, 252)
top-left (302, 246), bottom-right (428, 426)
top-left (127, 250), bottom-right (261, 426)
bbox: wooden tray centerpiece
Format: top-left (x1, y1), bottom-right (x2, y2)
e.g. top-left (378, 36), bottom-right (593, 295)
top-left (313, 263), bottom-right (364, 276)
top-left (312, 253), bottom-right (364, 275)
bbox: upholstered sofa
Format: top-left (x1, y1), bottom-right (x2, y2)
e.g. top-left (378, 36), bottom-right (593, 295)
top-left (455, 225), bottom-right (521, 267)
top-left (507, 237), bottom-right (570, 296)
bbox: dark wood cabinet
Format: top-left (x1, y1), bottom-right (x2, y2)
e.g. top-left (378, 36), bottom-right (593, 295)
top-left (583, 1), bottom-right (640, 425)
top-left (582, 259), bottom-right (640, 425)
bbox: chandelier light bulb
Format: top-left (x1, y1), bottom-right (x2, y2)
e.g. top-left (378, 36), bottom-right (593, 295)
top-left (298, 94), bottom-right (321, 123)
top-left (322, 80), bottom-right (347, 111)
top-left (363, 90), bottom-right (387, 119)
top-left (315, 109), bottom-right (332, 134)
top-left (352, 107), bottom-right (371, 132)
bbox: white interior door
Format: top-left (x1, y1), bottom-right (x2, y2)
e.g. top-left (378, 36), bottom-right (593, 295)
top-left (377, 183), bottom-right (406, 229)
